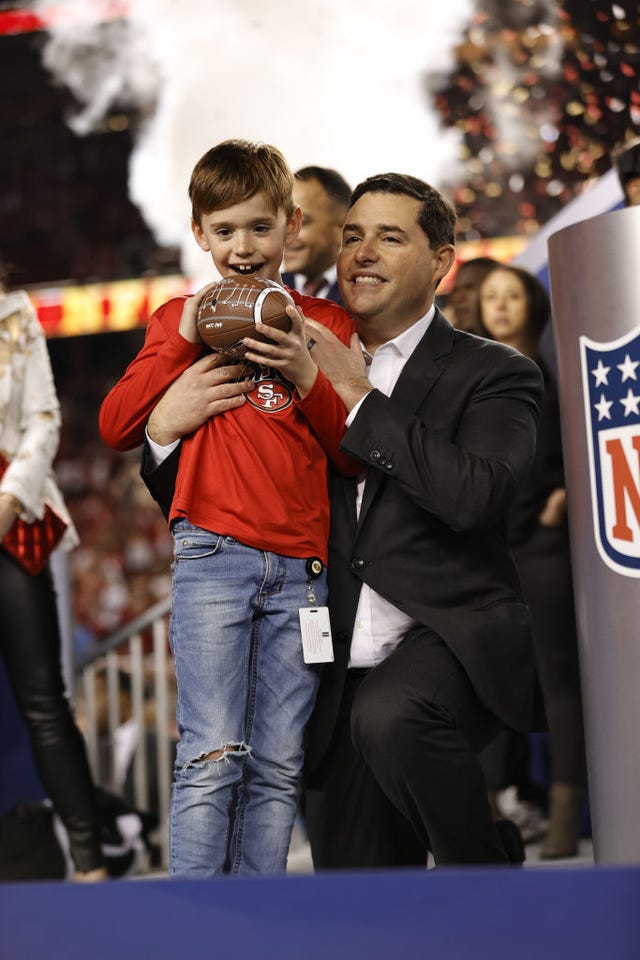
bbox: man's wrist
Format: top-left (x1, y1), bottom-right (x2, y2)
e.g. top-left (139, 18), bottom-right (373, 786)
top-left (148, 426), bottom-right (181, 446)
top-left (337, 378), bottom-right (373, 413)
top-left (147, 410), bottom-right (182, 446)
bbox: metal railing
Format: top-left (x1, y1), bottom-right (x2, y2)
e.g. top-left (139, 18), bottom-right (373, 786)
top-left (75, 596), bottom-right (173, 871)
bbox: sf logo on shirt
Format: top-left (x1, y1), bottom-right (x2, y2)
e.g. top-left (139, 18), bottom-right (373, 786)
top-left (246, 365), bottom-right (293, 413)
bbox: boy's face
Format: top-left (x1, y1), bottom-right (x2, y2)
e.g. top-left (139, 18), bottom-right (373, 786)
top-left (192, 192), bottom-right (302, 282)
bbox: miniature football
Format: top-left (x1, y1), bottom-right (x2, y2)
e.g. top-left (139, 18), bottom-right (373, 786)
top-left (196, 276), bottom-right (294, 357)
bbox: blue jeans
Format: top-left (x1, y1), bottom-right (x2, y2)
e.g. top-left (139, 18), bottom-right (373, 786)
top-left (169, 519), bottom-right (325, 877)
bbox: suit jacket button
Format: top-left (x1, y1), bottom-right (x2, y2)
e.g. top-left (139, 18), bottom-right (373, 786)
top-left (369, 450), bottom-right (381, 462)
top-left (351, 558), bottom-right (365, 571)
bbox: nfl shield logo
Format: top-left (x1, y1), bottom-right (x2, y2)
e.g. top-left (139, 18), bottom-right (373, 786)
top-left (581, 327), bottom-right (640, 577)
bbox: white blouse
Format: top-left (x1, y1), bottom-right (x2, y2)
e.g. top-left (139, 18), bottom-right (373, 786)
top-left (0, 290), bottom-right (78, 551)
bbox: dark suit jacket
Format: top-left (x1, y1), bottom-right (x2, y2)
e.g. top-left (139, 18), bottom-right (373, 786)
top-left (140, 309), bottom-right (544, 774)
top-left (281, 271), bottom-right (345, 308)
top-left (304, 309), bottom-right (544, 773)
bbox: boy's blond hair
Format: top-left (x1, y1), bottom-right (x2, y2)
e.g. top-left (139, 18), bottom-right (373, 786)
top-left (189, 139), bottom-right (295, 224)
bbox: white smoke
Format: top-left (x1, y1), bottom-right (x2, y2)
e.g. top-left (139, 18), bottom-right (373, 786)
top-left (482, 16), bottom-right (564, 172)
top-left (35, 0), bottom-right (472, 284)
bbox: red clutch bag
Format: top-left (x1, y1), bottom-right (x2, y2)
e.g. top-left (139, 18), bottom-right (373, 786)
top-left (0, 454), bottom-right (68, 575)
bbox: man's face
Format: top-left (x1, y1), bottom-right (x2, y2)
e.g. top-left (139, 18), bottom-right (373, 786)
top-left (338, 191), bottom-right (454, 342)
top-left (192, 191), bottom-right (301, 282)
top-left (447, 262), bottom-right (493, 333)
top-left (283, 178), bottom-right (344, 278)
top-left (625, 176), bottom-right (640, 207)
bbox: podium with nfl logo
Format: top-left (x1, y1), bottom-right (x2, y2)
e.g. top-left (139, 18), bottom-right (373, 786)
top-left (548, 204), bottom-right (640, 864)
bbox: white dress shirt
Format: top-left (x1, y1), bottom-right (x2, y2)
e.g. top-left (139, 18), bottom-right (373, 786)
top-left (347, 305), bottom-right (436, 668)
top-left (147, 431), bottom-right (179, 465)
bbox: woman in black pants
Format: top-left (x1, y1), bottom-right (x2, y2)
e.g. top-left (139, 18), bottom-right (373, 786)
top-left (477, 263), bottom-right (586, 859)
top-left (0, 279), bottom-right (105, 880)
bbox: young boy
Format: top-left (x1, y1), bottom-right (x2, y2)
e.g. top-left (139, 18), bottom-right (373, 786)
top-left (99, 140), bottom-right (357, 877)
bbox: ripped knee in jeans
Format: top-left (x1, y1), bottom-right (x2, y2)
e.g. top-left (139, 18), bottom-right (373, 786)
top-left (182, 742), bottom-right (252, 771)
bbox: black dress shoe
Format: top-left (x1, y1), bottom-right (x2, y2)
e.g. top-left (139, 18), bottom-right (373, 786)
top-left (495, 818), bottom-right (526, 865)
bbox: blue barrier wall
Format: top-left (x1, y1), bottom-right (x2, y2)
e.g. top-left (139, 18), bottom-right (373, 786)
top-left (1, 865), bottom-right (639, 960)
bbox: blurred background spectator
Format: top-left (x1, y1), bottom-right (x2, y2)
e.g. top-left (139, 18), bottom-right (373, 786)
top-left (444, 256), bottom-right (500, 333)
top-left (282, 166), bottom-right (352, 305)
top-left (476, 263), bottom-right (586, 859)
top-left (612, 136), bottom-right (640, 206)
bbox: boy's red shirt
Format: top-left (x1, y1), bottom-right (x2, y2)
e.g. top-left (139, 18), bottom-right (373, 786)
top-left (99, 290), bottom-right (358, 563)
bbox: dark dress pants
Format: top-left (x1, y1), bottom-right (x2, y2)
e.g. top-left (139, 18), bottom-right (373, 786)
top-left (305, 626), bottom-right (510, 868)
top-left (0, 551), bottom-right (103, 873)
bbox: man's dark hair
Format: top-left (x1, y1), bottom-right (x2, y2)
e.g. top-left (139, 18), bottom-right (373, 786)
top-left (350, 173), bottom-right (456, 249)
top-left (295, 166), bottom-right (352, 209)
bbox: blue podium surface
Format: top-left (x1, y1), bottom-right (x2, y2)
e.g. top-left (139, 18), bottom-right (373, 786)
top-left (1, 865), bottom-right (639, 960)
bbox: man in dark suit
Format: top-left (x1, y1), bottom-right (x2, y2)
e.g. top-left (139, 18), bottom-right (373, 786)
top-left (300, 173), bottom-right (543, 868)
top-left (282, 166), bottom-right (351, 305)
top-left (139, 172), bottom-right (543, 870)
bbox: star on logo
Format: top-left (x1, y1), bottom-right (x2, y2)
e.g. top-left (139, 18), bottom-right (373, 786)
top-left (617, 353), bottom-right (639, 383)
top-left (620, 388), bottom-right (640, 417)
top-left (594, 393), bottom-right (613, 421)
top-left (591, 359), bottom-right (610, 387)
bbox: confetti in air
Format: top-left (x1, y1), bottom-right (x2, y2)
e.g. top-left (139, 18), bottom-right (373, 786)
top-left (430, 0), bottom-right (640, 240)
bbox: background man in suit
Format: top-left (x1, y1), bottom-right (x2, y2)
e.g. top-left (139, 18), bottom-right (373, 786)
top-left (140, 172), bottom-right (543, 870)
top-left (282, 166), bottom-right (351, 305)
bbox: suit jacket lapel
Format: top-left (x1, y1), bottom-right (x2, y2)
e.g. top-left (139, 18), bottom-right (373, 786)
top-left (356, 309), bottom-right (455, 530)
